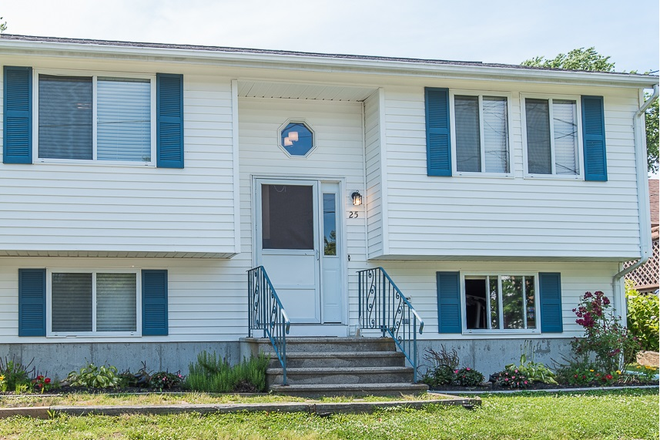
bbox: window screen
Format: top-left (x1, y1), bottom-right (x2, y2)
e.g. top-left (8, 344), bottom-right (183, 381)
top-left (525, 98), bottom-right (552, 174)
top-left (39, 75), bottom-right (93, 160)
top-left (261, 185), bottom-right (314, 250)
top-left (455, 96), bottom-right (481, 172)
top-left (96, 273), bottom-right (137, 332)
top-left (52, 273), bottom-right (93, 332)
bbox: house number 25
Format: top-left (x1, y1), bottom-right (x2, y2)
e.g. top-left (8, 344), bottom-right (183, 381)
top-left (348, 211), bottom-right (359, 218)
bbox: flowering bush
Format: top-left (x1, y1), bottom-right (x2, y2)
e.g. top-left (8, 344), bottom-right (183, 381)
top-left (626, 281), bottom-right (659, 352)
top-left (571, 291), bottom-right (639, 372)
top-left (149, 371), bottom-right (184, 391)
top-left (491, 368), bottom-right (531, 389)
top-left (560, 366), bottom-right (621, 386)
top-left (32, 375), bottom-right (52, 393)
top-left (453, 367), bottom-right (484, 387)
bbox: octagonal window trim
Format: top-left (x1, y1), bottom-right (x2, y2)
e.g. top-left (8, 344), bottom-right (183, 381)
top-left (278, 120), bottom-right (316, 158)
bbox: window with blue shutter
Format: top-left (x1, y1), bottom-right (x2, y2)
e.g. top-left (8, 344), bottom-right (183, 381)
top-left (157, 74), bottom-right (184, 168)
top-left (18, 269), bottom-right (46, 336)
top-left (3, 66), bottom-right (33, 164)
top-left (539, 272), bottom-right (563, 333)
top-left (425, 88), bottom-right (451, 176)
top-left (582, 96), bottom-right (607, 181)
top-left (436, 271), bottom-right (461, 333)
top-left (142, 270), bottom-right (168, 336)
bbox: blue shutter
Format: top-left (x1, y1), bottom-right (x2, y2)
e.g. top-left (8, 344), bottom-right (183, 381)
top-left (436, 271), bottom-right (461, 333)
top-left (425, 88), bottom-right (452, 176)
top-left (18, 269), bottom-right (46, 336)
top-left (142, 270), bottom-right (168, 335)
top-left (157, 74), bottom-right (184, 168)
top-left (3, 66), bottom-right (32, 164)
top-left (539, 272), bottom-right (563, 333)
top-left (581, 96), bottom-right (607, 181)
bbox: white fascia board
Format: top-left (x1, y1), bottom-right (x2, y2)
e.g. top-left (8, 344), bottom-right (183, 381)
top-left (1, 38), bottom-right (658, 89)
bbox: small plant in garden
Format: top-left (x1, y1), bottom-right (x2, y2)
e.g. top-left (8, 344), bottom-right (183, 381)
top-left (186, 351), bottom-right (269, 393)
top-left (0, 356), bottom-right (34, 393)
top-left (506, 347), bottom-right (557, 385)
top-left (491, 368), bottom-right (531, 389)
top-left (149, 371), bottom-right (184, 391)
top-left (32, 375), bottom-right (53, 393)
top-left (421, 346), bottom-right (460, 387)
top-left (626, 281), bottom-right (659, 352)
top-left (453, 367), bottom-right (484, 387)
top-left (66, 363), bottom-right (120, 389)
top-left (119, 362), bottom-right (152, 388)
top-left (570, 290), bottom-right (639, 373)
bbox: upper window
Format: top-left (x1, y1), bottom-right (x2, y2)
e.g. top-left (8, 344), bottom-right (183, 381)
top-left (37, 74), bottom-right (153, 163)
top-left (278, 121), bottom-right (315, 157)
top-left (453, 94), bottom-right (509, 174)
top-left (49, 271), bottom-right (138, 336)
top-left (524, 97), bottom-right (580, 176)
top-left (464, 274), bottom-right (537, 332)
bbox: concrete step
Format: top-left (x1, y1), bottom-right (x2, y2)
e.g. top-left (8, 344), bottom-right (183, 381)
top-left (244, 337), bottom-right (396, 354)
top-left (269, 382), bottom-right (429, 398)
top-left (275, 351), bottom-right (406, 368)
top-left (266, 366), bottom-right (414, 386)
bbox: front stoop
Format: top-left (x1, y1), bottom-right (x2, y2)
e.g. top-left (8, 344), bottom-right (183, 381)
top-left (242, 337), bottom-right (428, 397)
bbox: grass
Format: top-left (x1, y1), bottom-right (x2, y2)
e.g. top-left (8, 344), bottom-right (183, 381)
top-left (0, 389), bottom-right (657, 439)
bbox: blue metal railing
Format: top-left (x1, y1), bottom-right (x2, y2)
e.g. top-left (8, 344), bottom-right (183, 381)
top-left (357, 267), bottom-right (425, 382)
top-left (248, 266), bottom-right (291, 385)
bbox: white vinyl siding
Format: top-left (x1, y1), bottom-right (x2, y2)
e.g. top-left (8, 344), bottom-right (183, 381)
top-left (0, 68), bottom-right (238, 257)
top-left (381, 85), bottom-right (641, 260)
top-left (364, 91), bottom-right (384, 258)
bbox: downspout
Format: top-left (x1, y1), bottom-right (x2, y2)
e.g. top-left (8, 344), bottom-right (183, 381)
top-left (612, 84), bottom-right (658, 313)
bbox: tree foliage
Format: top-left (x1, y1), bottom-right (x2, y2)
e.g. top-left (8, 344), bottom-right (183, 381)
top-left (521, 47), bottom-right (615, 72)
top-left (522, 47), bottom-right (658, 173)
top-left (0, 17), bottom-right (6, 33)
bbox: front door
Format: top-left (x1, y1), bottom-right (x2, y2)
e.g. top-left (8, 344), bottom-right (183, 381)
top-left (256, 179), bottom-right (344, 325)
top-left (257, 180), bottom-right (321, 323)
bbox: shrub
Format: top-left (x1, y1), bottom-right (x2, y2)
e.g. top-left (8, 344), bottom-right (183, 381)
top-left (421, 346), bottom-right (460, 387)
top-left (626, 281), bottom-right (659, 352)
top-left (149, 371), bottom-right (184, 391)
top-left (0, 356), bottom-right (34, 392)
top-left (119, 362), bottom-right (152, 388)
top-left (32, 374), bottom-right (54, 393)
top-left (570, 290), bottom-right (639, 372)
top-left (556, 363), bottom-right (621, 386)
top-left (491, 368), bottom-right (531, 389)
top-left (185, 351), bottom-right (269, 393)
top-left (506, 348), bottom-right (557, 385)
top-left (453, 367), bottom-right (484, 387)
top-left (66, 363), bottom-right (120, 389)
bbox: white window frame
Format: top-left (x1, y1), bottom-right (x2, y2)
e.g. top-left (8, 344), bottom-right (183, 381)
top-left (521, 93), bottom-right (584, 180)
top-left (45, 268), bottom-right (142, 338)
top-left (449, 90), bottom-right (513, 178)
top-left (32, 69), bottom-right (157, 167)
top-left (461, 272), bottom-right (540, 335)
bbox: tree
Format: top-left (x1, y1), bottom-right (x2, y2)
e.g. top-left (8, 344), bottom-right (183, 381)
top-left (0, 17), bottom-right (6, 33)
top-left (522, 47), bottom-right (658, 173)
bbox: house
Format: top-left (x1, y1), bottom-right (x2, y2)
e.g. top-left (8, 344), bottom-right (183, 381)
top-left (625, 179), bottom-right (659, 293)
top-left (0, 34), bottom-right (657, 381)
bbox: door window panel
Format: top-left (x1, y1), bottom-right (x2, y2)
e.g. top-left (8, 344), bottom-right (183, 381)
top-left (261, 185), bottom-right (314, 250)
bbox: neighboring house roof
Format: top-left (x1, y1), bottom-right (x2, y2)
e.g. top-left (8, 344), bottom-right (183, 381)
top-left (1, 34), bottom-right (657, 87)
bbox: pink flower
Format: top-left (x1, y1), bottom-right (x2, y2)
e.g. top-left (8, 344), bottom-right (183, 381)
top-left (466, 368), bottom-right (471, 371)
top-left (524, 381), bottom-right (528, 384)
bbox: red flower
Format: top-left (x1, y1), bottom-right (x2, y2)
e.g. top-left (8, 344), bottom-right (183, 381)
top-left (45, 378), bottom-right (51, 384)
top-left (605, 374), bottom-right (613, 380)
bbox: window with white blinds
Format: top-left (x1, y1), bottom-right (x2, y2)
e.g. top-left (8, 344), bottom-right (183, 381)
top-left (524, 97), bottom-right (580, 176)
top-left (37, 74), bottom-right (152, 163)
top-left (50, 272), bottom-right (138, 335)
top-left (454, 94), bottom-right (509, 174)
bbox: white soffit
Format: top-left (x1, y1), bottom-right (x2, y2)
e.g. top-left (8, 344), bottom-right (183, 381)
top-left (238, 80), bottom-right (377, 101)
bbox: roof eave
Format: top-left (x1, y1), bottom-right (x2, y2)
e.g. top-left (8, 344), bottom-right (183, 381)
top-left (1, 37), bottom-right (657, 88)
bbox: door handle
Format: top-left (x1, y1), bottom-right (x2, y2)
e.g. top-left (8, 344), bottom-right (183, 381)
top-left (316, 250), bottom-right (320, 260)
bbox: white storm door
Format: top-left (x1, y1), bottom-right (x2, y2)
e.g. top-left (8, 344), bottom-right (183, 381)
top-left (321, 183), bottom-right (343, 323)
top-left (257, 180), bottom-right (321, 323)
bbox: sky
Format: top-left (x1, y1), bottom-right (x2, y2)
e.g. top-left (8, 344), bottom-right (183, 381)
top-left (1, 0), bottom-right (658, 73)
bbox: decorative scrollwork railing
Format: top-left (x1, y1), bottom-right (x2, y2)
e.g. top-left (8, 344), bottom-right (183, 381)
top-left (248, 266), bottom-right (291, 385)
top-left (357, 267), bottom-right (424, 382)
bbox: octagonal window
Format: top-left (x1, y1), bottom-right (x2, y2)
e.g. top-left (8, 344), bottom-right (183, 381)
top-left (280, 122), bottom-right (314, 157)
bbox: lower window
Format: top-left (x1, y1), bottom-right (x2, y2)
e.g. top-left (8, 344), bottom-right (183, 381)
top-left (50, 272), bottom-right (138, 335)
top-left (464, 275), bottom-right (536, 331)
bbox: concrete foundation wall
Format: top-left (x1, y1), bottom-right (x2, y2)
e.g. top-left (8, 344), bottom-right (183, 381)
top-left (417, 338), bottom-right (574, 377)
top-left (0, 342), bottom-right (241, 380)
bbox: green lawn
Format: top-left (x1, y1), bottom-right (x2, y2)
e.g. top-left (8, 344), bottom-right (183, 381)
top-left (0, 389), bottom-right (657, 439)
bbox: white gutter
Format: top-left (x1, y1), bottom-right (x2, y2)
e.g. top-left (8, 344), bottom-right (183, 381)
top-left (612, 84), bottom-right (659, 312)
